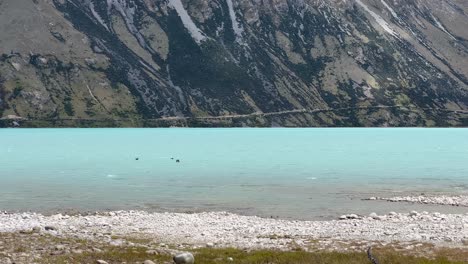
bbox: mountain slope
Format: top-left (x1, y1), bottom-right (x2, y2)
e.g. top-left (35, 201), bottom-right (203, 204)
top-left (0, 0), bottom-right (467, 127)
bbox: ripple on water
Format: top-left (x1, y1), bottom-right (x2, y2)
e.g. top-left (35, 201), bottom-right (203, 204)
top-left (106, 174), bottom-right (126, 180)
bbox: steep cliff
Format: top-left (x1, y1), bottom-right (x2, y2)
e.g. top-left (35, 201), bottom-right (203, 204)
top-left (0, 0), bottom-right (467, 127)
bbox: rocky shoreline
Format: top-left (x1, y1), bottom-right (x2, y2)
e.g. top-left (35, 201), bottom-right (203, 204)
top-left (1, 210), bottom-right (467, 250)
top-left (1, 210), bottom-right (468, 263)
top-left (365, 195), bottom-right (468, 207)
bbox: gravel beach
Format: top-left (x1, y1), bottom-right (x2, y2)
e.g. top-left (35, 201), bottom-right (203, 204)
top-left (1, 210), bottom-right (467, 250)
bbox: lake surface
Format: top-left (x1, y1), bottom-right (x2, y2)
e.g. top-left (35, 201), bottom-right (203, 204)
top-left (0, 128), bottom-right (467, 219)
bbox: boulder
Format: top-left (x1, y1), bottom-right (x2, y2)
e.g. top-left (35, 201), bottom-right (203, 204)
top-left (173, 252), bottom-right (195, 264)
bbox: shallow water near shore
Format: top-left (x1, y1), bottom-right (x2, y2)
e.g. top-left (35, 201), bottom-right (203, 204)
top-left (0, 128), bottom-right (467, 219)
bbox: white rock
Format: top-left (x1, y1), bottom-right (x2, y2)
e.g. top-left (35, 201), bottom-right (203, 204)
top-left (39, 57), bottom-right (48, 64)
top-left (55, 245), bottom-right (66, 250)
top-left (110, 240), bottom-right (125, 247)
top-left (11, 62), bottom-right (22, 71)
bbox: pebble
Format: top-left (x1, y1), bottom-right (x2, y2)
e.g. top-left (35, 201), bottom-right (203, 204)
top-left (110, 239), bottom-right (125, 247)
top-left (72, 249), bottom-right (83, 254)
top-left (44, 226), bottom-right (57, 231)
top-left (96, 260), bottom-right (109, 264)
top-left (410, 211), bottom-right (419, 217)
top-left (369, 213), bottom-right (378, 219)
top-left (92, 247), bottom-right (102, 253)
top-left (143, 260), bottom-right (156, 264)
top-left (146, 249), bottom-right (159, 255)
top-left (173, 252), bottom-right (195, 264)
top-left (55, 245), bottom-right (66, 250)
top-left (348, 214), bottom-right (359, 219)
top-left (206, 242), bottom-right (214, 248)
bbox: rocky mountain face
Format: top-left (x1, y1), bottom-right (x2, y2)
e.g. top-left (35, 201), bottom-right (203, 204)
top-left (0, 0), bottom-right (467, 127)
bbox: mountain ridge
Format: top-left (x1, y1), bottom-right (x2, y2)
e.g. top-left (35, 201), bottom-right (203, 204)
top-left (0, 0), bottom-right (467, 127)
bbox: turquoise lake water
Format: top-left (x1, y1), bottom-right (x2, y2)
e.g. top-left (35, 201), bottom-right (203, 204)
top-left (0, 128), bottom-right (467, 219)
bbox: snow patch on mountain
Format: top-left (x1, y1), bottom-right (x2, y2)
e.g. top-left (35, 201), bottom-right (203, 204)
top-left (168, 0), bottom-right (207, 43)
top-left (431, 14), bottom-right (456, 40)
top-left (355, 0), bottom-right (397, 37)
top-left (226, 0), bottom-right (243, 42)
top-left (380, 0), bottom-right (399, 21)
top-left (89, 2), bottom-right (109, 31)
